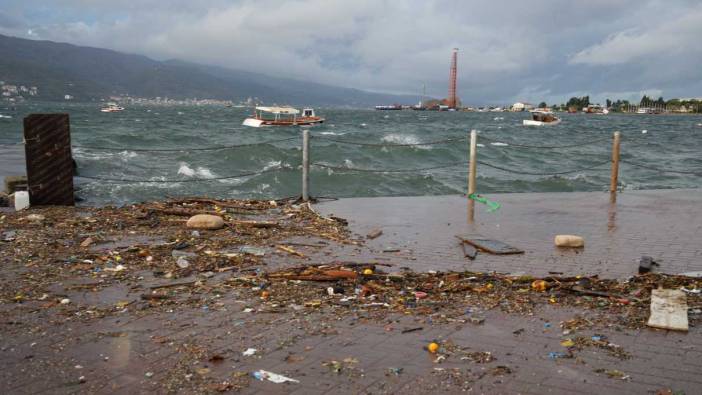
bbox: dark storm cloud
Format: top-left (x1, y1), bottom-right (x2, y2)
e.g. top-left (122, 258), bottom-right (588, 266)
top-left (1, 0), bottom-right (700, 104)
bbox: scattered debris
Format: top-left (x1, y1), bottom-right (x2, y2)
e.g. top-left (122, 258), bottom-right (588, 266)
top-left (548, 351), bottom-right (570, 360)
top-left (386, 367), bottom-right (403, 376)
top-left (648, 288), bottom-right (688, 331)
top-left (276, 245), bottom-right (306, 258)
top-left (366, 228), bottom-right (383, 239)
top-left (460, 241), bottom-right (478, 260)
top-left (456, 236), bottom-right (524, 255)
top-left (80, 237), bottom-right (95, 248)
top-left (639, 255), bottom-right (660, 274)
top-left (595, 368), bottom-right (630, 381)
top-left (427, 342), bottom-right (440, 353)
top-left (467, 193), bottom-right (501, 212)
top-left (240, 246), bottom-right (266, 256)
top-left (242, 348), bottom-right (257, 357)
top-left (251, 370), bottom-right (299, 384)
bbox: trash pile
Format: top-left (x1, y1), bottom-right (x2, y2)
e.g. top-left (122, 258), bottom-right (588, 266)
top-left (0, 197), bottom-right (351, 312)
top-left (1, 197), bottom-right (700, 331)
top-left (232, 264), bottom-right (702, 330)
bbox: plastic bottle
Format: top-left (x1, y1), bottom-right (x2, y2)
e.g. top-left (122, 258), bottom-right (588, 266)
top-left (14, 191), bottom-right (29, 211)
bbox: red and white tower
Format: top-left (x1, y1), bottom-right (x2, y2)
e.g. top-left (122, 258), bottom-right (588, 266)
top-left (448, 48), bottom-right (458, 109)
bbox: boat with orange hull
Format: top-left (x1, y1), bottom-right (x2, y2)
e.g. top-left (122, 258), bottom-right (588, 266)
top-left (243, 107), bottom-right (324, 127)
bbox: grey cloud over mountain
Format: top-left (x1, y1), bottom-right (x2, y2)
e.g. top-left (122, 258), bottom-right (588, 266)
top-left (1, 0), bottom-right (700, 104)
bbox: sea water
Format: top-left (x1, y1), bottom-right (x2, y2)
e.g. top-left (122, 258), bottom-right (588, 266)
top-left (1, 101), bottom-right (701, 206)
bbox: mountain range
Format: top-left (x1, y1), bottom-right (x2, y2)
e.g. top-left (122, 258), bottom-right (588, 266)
top-left (0, 34), bottom-right (416, 107)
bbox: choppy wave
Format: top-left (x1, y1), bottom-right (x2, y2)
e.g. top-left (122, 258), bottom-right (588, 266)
top-left (178, 162), bottom-right (216, 178)
top-left (4, 103), bottom-right (702, 205)
top-left (262, 160), bottom-right (282, 171)
top-left (382, 133), bottom-right (432, 150)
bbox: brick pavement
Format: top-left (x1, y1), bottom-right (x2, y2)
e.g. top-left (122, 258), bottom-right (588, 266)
top-left (1, 189), bottom-right (701, 394)
top-left (1, 303), bottom-right (699, 394)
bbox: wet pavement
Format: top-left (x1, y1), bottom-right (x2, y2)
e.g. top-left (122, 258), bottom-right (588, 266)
top-left (317, 189), bottom-right (702, 277)
top-left (1, 190), bottom-right (701, 394)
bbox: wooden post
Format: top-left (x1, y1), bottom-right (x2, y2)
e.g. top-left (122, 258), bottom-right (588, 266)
top-left (610, 131), bottom-right (620, 194)
top-left (302, 129), bottom-right (310, 202)
top-left (468, 130), bottom-right (477, 221)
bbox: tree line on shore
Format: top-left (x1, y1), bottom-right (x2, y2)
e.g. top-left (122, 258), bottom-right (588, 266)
top-left (542, 95), bottom-right (701, 113)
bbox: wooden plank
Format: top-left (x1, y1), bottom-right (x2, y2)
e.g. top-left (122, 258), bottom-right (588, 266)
top-left (647, 288), bottom-right (688, 332)
top-left (456, 236), bottom-right (524, 255)
top-left (461, 242), bottom-right (477, 260)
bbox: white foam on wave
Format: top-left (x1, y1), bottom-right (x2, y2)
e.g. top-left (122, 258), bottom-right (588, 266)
top-left (196, 167), bottom-right (216, 178)
top-left (73, 148), bottom-right (137, 161)
top-left (477, 143), bottom-right (485, 147)
top-left (641, 130), bottom-right (648, 134)
top-left (0, 114), bottom-right (12, 119)
top-left (344, 159), bottom-right (354, 168)
top-left (382, 133), bottom-right (432, 150)
top-left (319, 131), bottom-right (344, 136)
top-left (263, 160), bottom-right (282, 171)
top-left (177, 162), bottom-right (217, 178)
top-left (490, 142), bottom-right (509, 146)
top-left (119, 151), bottom-right (137, 161)
top-left (177, 163), bottom-right (196, 177)
top-left (562, 173), bottom-right (596, 182)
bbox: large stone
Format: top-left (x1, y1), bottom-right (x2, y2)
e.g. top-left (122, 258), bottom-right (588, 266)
top-left (186, 214), bottom-right (225, 230)
top-left (554, 234), bottom-right (584, 248)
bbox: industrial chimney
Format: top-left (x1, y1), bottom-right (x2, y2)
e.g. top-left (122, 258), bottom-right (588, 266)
top-left (448, 48), bottom-right (458, 109)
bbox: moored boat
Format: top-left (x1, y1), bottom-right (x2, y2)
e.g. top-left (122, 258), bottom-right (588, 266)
top-left (375, 105), bottom-right (402, 110)
top-left (242, 106), bottom-right (324, 127)
top-left (100, 102), bottom-right (124, 113)
top-left (523, 109), bottom-right (561, 126)
top-left (583, 104), bottom-right (609, 114)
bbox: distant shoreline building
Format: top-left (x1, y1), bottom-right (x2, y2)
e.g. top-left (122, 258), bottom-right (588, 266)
top-left (511, 102), bottom-right (534, 112)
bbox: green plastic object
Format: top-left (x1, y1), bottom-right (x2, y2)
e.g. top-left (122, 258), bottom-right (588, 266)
top-left (468, 193), bottom-right (501, 212)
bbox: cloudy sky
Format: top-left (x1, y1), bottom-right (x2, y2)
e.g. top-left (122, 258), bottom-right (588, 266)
top-left (1, 0), bottom-right (701, 105)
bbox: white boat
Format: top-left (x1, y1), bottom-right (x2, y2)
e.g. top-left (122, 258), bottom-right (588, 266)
top-left (100, 102), bottom-right (124, 113)
top-left (243, 106), bottom-right (324, 127)
top-left (523, 109), bottom-right (561, 126)
top-left (583, 105), bottom-right (609, 115)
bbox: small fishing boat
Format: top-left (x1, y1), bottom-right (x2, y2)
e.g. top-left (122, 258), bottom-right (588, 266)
top-left (242, 107), bottom-right (324, 127)
top-left (523, 109), bottom-right (561, 126)
top-left (100, 102), bottom-right (124, 113)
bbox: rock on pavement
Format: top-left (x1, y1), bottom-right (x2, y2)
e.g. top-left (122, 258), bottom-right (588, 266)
top-left (186, 214), bottom-right (225, 230)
